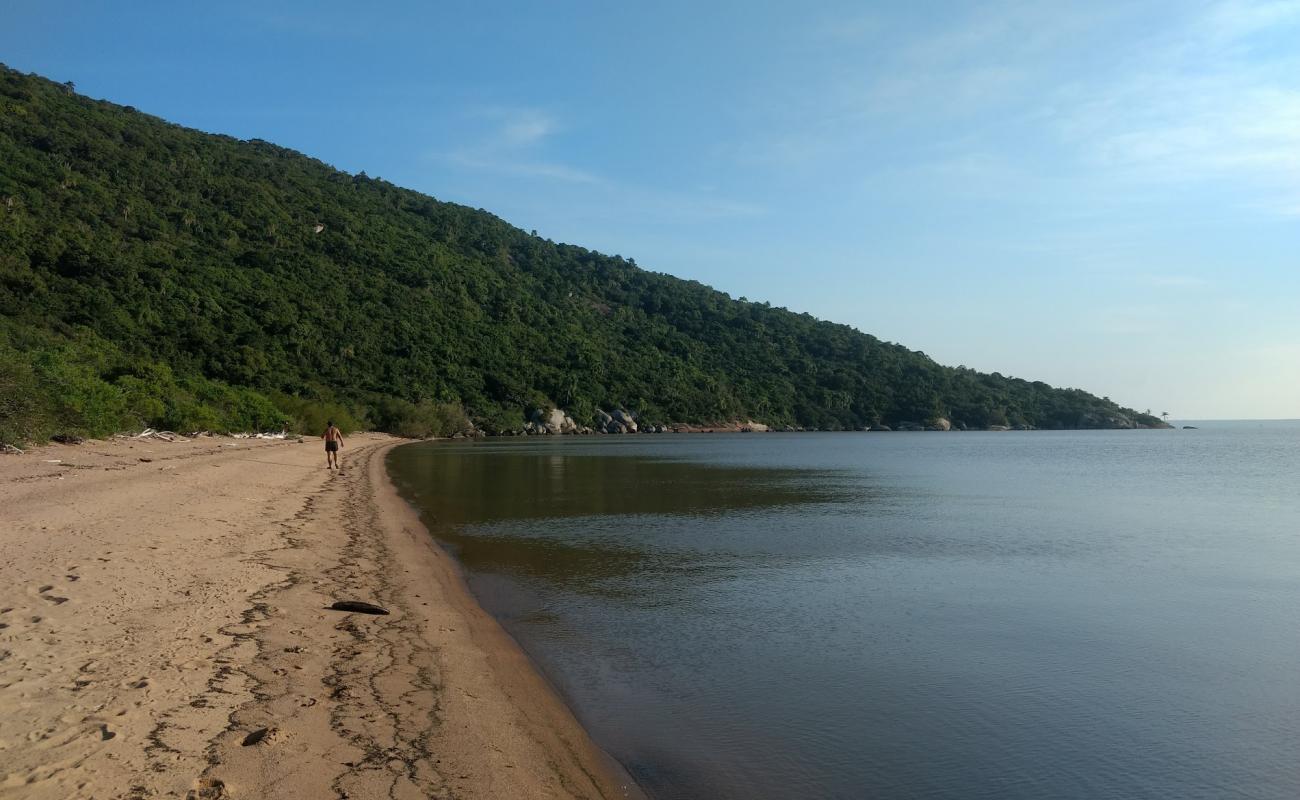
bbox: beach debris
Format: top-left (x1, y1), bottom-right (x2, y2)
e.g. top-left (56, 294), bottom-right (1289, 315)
top-left (327, 600), bottom-right (390, 615)
top-left (241, 727), bottom-right (272, 746)
top-left (52, 433), bottom-right (85, 444)
top-left (135, 428), bottom-right (190, 442)
top-left (231, 431), bottom-right (288, 440)
top-left (1, 443), bottom-right (24, 454)
top-left (139, 457), bottom-right (153, 463)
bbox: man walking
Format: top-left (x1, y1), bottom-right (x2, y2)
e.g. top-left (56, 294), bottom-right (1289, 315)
top-left (323, 420), bottom-right (344, 469)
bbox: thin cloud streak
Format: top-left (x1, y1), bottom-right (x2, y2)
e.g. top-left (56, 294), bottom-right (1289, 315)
top-left (428, 106), bottom-right (766, 224)
top-left (440, 152), bottom-right (603, 185)
top-left (731, 0), bottom-right (1300, 216)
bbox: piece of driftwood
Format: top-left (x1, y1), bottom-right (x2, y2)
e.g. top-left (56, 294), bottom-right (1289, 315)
top-left (328, 601), bottom-right (390, 615)
top-left (133, 428), bottom-right (189, 442)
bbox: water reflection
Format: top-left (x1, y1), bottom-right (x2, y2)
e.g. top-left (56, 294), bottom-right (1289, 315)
top-left (387, 440), bottom-right (853, 596)
top-left (387, 429), bottom-right (1300, 800)
top-left (390, 440), bottom-right (846, 524)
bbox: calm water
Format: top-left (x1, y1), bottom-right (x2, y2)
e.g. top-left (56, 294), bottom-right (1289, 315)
top-left (387, 423), bottom-right (1300, 800)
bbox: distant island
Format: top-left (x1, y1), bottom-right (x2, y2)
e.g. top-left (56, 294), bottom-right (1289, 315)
top-left (0, 65), bottom-right (1168, 444)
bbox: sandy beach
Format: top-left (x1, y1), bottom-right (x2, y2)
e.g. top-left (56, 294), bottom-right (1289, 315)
top-left (0, 433), bottom-right (640, 799)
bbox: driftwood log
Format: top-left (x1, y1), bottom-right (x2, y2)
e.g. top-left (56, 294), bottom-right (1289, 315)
top-left (327, 600), bottom-right (389, 615)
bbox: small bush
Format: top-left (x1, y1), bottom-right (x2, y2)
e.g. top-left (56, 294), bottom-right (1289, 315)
top-left (369, 397), bottom-right (470, 438)
top-left (271, 393), bottom-right (363, 435)
top-left (472, 404), bottom-right (524, 435)
top-left (27, 346), bottom-right (133, 438)
top-left (0, 344), bottom-right (50, 444)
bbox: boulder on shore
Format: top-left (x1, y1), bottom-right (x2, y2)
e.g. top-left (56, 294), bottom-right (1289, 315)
top-left (930, 417), bottom-right (952, 432)
top-left (530, 407), bottom-right (578, 434)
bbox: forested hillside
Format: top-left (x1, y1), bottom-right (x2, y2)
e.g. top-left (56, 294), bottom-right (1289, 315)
top-left (0, 65), bottom-right (1162, 443)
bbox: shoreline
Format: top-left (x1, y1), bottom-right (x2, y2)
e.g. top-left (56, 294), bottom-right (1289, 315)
top-left (0, 433), bottom-right (640, 799)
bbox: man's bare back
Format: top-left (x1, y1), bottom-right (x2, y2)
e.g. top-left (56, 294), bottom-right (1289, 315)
top-left (323, 422), bottom-right (344, 469)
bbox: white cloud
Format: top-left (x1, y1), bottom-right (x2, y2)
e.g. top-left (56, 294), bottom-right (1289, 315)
top-left (1056, 0), bottom-right (1300, 214)
top-left (732, 1), bottom-right (1300, 216)
top-left (430, 107), bottom-right (600, 185)
top-left (479, 108), bottom-right (560, 149)
top-left (430, 107), bottom-right (764, 223)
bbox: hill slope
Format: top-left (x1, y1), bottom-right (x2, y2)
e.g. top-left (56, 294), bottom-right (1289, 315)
top-left (0, 66), bottom-right (1162, 442)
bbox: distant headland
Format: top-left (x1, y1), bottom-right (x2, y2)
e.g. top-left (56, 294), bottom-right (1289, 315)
top-left (0, 65), bottom-right (1167, 446)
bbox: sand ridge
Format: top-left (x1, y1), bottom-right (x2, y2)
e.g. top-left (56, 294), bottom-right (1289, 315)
top-left (0, 433), bottom-right (640, 799)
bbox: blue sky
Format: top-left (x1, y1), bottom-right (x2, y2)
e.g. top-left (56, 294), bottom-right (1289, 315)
top-left (4, 1), bottom-right (1298, 418)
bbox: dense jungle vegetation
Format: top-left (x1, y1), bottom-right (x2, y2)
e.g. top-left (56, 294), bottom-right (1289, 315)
top-left (0, 65), bottom-right (1162, 443)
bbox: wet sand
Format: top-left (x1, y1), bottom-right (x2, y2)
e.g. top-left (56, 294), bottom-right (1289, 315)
top-left (0, 433), bottom-right (640, 799)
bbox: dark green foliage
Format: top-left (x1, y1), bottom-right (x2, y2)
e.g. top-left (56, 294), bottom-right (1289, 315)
top-left (269, 392), bottom-right (361, 436)
top-left (0, 65), bottom-right (1162, 444)
top-left (368, 397), bottom-right (472, 439)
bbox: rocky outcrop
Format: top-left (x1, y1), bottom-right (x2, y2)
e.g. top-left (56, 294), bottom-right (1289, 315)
top-left (1077, 412), bottom-right (1134, 429)
top-left (930, 417), bottom-right (951, 432)
top-left (529, 407), bottom-right (578, 434)
top-left (592, 408), bottom-right (640, 434)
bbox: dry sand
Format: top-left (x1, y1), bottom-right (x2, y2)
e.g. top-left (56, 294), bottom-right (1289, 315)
top-left (0, 433), bottom-right (641, 799)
